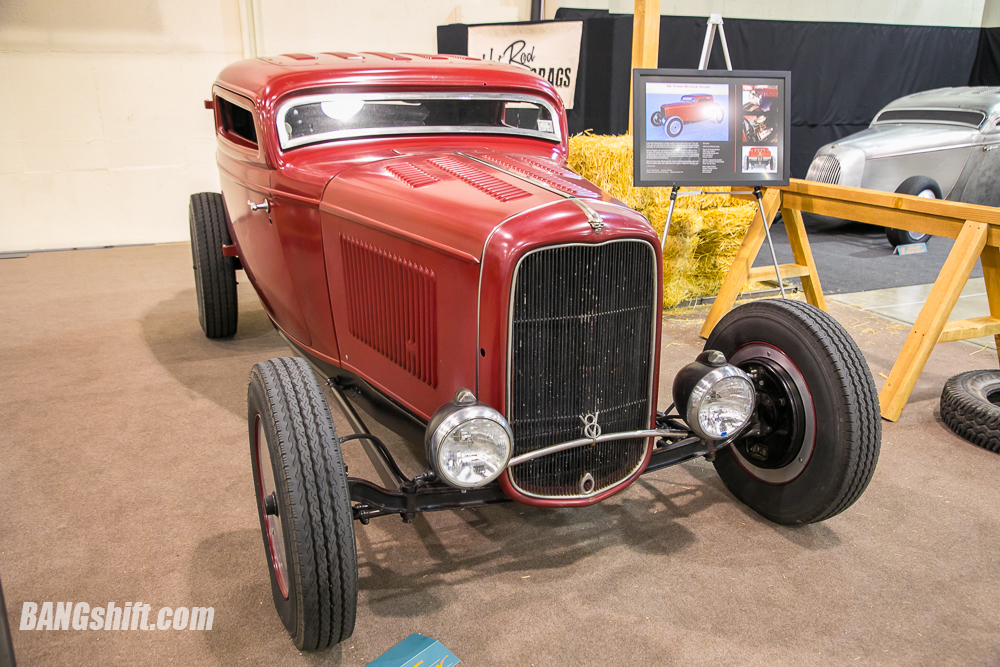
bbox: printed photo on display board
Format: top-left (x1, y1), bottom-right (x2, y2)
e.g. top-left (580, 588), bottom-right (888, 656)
top-left (645, 83), bottom-right (729, 142)
top-left (632, 69), bottom-right (790, 188)
top-left (742, 84), bottom-right (780, 145)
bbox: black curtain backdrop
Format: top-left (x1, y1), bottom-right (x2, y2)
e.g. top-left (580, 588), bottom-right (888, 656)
top-left (439, 11), bottom-right (997, 178)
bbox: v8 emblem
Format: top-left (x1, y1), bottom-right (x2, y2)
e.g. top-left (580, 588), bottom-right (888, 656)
top-left (580, 412), bottom-right (602, 440)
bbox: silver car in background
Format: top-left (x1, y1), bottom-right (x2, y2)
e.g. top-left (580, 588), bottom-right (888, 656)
top-left (805, 87), bottom-right (1000, 246)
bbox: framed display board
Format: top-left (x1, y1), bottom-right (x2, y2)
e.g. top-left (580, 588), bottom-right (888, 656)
top-left (632, 69), bottom-right (791, 187)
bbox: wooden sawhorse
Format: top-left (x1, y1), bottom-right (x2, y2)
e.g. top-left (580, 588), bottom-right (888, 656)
top-left (700, 179), bottom-right (1000, 421)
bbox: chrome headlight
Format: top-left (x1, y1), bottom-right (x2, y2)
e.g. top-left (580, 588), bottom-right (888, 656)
top-left (673, 350), bottom-right (755, 441)
top-left (425, 389), bottom-right (513, 489)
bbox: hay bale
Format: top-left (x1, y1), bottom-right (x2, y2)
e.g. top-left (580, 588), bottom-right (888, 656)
top-left (568, 134), bottom-right (757, 308)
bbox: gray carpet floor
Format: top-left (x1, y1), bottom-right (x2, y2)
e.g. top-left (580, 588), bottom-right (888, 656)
top-left (1, 243), bottom-right (998, 666)
top-left (753, 216), bottom-right (983, 294)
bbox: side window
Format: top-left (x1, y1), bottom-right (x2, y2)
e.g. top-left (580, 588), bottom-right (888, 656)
top-left (218, 97), bottom-right (258, 147)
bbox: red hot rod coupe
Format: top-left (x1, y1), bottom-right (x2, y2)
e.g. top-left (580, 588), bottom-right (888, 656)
top-left (190, 52), bottom-right (881, 651)
top-left (650, 94), bottom-right (725, 137)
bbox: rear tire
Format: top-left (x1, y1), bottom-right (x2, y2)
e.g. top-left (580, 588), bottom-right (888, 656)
top-left (189, 192), bottom-right (238, 338)
top-left (248, 357), bottom-right (358, 651)
top-left (940, 370), bottom-right (1000, 453)
top-left (706, 299), bottom-right (881, 524)
top-left (885, 176), bottom-right (940, 247)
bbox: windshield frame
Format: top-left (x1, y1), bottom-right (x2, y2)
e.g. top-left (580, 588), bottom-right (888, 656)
top-left (275, 91), bottom-right (562, 150)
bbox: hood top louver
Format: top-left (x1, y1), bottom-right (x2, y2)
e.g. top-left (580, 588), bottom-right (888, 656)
top-left (385, 162), bottom-right (441, 188)
top-left (477, 154), bottom-right (598, 198)
top-left (427, 156), bottom-right (532, 202)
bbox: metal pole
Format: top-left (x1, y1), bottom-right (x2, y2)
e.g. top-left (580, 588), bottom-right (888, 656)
top-left (530, 0), bottom-right (543, 21)
top-left (660, 186), bottom-right (680, 251)
top-left (754, 187), bottom-right (786, 299)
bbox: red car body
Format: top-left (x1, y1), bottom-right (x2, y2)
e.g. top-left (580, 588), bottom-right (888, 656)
top-left (209, 53), bottom-right (663, 507)
top-left (659, 94), bottom-right (723, 123)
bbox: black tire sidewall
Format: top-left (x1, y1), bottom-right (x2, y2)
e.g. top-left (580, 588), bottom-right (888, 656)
top-left (666, 117), bottom-right (683, 137)
top-left (708, 303), bottom-right (859, 524)
top-left (247, 372), bottom-right (301, 637)
top-left (941, 370), bottom-right (1000, 453)
top-left (189, 192), bottom-right (238, 338)
top-left (885, 177), bottom-right (940, 247)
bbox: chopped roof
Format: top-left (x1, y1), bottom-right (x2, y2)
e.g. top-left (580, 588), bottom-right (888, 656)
top-left (214, 52), bottom-right (561, 109)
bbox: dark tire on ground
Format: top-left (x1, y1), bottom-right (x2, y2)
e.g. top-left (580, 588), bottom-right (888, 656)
top-left (885, 176), bottom-right (941, 247)
top-left (650, 110), bottom-right (665, 126)
top-left (189, 192), bottom-right (238, 338)
top-left (706, 299), bottom-right (881, 525)
top-left (248, 357), bottom-right (357, 651)
top-left (940, 370), bottom-right (1000, 453)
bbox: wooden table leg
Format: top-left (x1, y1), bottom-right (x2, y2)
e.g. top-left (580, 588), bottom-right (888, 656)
top-left (700, 188), bottom-right (782, 338)
top-left (979, 243), bottom-right (1000, 366)
top-left (781, 206), bottom-right (827, 312)
top-left (879, 220), bottom-right (988, 421)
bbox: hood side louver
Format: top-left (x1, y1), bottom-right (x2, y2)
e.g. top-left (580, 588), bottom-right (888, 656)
top-left (341, 235), bottom-right (438, 388)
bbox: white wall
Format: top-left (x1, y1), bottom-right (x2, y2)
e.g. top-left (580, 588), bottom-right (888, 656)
top-left (0, 0), bottom-right (244, 252)
top-left (0, 0), bottom-right (991, 252)
top-left (547, 0), bottom-right (994, 27)
top-left (0, 0), bottom-right (530, 253)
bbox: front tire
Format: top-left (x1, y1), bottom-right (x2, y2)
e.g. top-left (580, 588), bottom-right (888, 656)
top-left (706, 299), bottom-right (881, 524)
top-left (650, 110), bottom-right (665, 126)
top-left (189, 192), bottom-right (238, 338)
top-left (885, 176), bottom-right (941, 247)
top-left (248, 357), bottom-right (357, 651)
top-left (665, 116), bottom-right (684, 138)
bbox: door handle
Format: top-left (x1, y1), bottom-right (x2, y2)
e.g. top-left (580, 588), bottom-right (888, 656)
top-left (248, 198), bottom-right (270, 212)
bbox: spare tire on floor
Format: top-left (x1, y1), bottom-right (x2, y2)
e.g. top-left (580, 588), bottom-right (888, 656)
top-left (940, 370), bottom-right (1000, 453)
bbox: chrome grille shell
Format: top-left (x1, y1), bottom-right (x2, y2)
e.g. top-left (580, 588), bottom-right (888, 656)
top-left (505, 240), bottom-right (658, 499)
top-left (805, 154), bottom-right (842, 184)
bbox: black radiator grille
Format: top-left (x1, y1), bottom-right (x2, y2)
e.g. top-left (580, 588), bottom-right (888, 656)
top-left (507, 241), bottom-right (656, 498)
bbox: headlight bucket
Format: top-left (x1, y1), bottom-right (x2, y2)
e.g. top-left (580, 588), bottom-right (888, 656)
top-left (673, 350), bottom-right (755, 441)
top-left (425, 389), bottom-right (513, 489)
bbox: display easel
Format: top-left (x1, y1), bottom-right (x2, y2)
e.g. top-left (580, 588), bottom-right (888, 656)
top-left (659, 14), bottom-right (787, 299)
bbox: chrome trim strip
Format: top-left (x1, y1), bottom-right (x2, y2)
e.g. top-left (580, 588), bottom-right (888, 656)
top-left (458, 152), bottom-right (574, 199)
top-left (276, 92), bottom-right (562, 150)
top-left (507, 429), bottom-right (688, 467)
top-left (505, 239), bottom-right (660, 500)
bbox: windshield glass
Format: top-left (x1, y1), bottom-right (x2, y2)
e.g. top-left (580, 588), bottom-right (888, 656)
top-left (874, 108), bottom-right (986, 128)
top-left (276, 92), bottom-right (560, 149)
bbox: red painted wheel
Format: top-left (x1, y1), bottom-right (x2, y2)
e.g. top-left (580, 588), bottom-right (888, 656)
top-left (706, 299), bottom-right (881, 524)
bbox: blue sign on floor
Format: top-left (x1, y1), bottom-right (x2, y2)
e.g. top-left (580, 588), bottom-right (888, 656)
top-left (365, 633), bottom-right (460, 667)
top-left (894, 242), bottom-right (927, 256)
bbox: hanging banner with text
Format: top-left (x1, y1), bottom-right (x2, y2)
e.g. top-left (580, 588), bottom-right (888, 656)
top-left (467, 21), bottom-right (582, 109)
